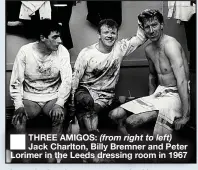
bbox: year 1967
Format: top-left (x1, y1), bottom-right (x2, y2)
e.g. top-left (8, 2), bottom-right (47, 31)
top-left (169, 152), bottom-right (187, 158)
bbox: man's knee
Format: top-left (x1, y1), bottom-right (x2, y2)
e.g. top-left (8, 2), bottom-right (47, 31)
top-left (109, 107), bottom-right (126, 120)
top-left (94, 103), bottom-right (103, 115)
top-left (75, 92), bottom-right (94, 113)
top-left (23, 100), bottom-right (42, 119)
top-left (42, 99), bottom-right (57, 116)
top-left (125, 114), bottom-right (139, 127)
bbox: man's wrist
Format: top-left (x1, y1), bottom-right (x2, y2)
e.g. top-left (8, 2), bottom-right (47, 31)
top-left (54, 103), bottom-right (64, 110)
top-left (14, 102), bottom-right (24, 111)
top-left (55, 98), bottom-right (64, 108)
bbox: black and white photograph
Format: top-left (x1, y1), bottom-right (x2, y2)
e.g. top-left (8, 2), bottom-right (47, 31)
top-left (5, 0), bottom-right (196, 164)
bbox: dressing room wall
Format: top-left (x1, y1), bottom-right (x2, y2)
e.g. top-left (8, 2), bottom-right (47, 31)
top-left (6, 1), bottom-right (189, 106)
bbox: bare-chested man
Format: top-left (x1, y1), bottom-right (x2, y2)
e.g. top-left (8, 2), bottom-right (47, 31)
top-left (109, 9), bottom-right (190, 136)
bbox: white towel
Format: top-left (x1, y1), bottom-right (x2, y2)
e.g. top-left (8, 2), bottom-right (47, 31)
top-left (19, 1), bottom-right (51, 20)
top-left (168, 1), bottom-right (195, 22)
top-left (121, 85), bottom-right (182, 136)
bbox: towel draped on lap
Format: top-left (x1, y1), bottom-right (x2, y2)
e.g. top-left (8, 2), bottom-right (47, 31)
top-left (120, 85), bottom-right (182, 136)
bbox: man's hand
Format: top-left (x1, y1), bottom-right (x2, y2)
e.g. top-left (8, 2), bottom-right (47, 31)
top-left (49, 104), bottom-right (64, 122)
top-left (12, 107), bottom-right (28, 125)
top-left (174, 116), bottom-right (190, 130)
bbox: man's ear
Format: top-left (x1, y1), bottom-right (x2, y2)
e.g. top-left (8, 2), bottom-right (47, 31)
top-left (98, 33), bottom-right (101, 39)
top-left (161, 23), bottom-right (164, 30)
top-left (115, 32), bottom-right (118, 40)
top-left (40, 35), bottom-right (46, 42)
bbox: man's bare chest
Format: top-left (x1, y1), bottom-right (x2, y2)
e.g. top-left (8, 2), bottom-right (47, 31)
top-left (150, 49), bottom-right (172, 74)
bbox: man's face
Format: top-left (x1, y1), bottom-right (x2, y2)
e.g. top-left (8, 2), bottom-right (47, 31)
top-left (143, 17), bottom-right (163, 42)
top-left (99, 25), bottom-right (118, 48)
top-left (43, 31), bottom-right (62, 51)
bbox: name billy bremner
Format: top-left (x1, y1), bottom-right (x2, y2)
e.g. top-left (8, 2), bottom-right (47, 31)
top-left (10, 134), bottom-right (188, 159)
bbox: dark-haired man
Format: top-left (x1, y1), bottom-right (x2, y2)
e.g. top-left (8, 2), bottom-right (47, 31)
top-left (109, 9), bottom-right (190, 136)
top-left (10, 20), bottom-right (72, 162)
top-left (71, 19), bottom-right (147, 133)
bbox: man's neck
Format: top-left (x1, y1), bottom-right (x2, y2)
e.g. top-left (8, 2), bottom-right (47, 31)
top-left (36, 42), bottom-right (52, 57)
top-left (153, 33), bottom-right (165, 47)
top-left (98, 41), bottom-right (113, 53)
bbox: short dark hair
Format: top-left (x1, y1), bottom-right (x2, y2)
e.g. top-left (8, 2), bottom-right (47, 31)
top-left (37, 19), bottom-right (62, 40)
top-left (98, 19), bottom-right (119, 33)
top-left (138, 9), bottom-right (164, 27)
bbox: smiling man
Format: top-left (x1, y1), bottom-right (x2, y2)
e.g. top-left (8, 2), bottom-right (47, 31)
top-left (10, 19), bottom-right (72, 162)
top-left (109, 9), bottom-right (190, 137)
top-left (71, 19), bottom-right (147, 134)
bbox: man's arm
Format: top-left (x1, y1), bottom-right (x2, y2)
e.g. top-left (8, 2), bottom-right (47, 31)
top-left (119, 25), bottom-right (147, 57)
top-left (10, 47), bottom-right (28, 125)
top-left (68, 49), bottom-right (88, 123)
top-left (165, 40), bottom-right (190, 129)
top-left (10, 47), bottom-right (25, 110)
top-left (55, 49), bottom-right (72, 108)
top-left (145, 47), bottom-right (158, 95)
top-left (71, 49), bottom-right (88, 102)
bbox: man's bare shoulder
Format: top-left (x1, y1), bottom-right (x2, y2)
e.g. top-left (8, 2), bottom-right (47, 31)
top-left (164, 35), bottom-right (182, 51)
top-left (145, 43), bottom-right (153, 57)
top-left (163, 35), bottom-right (184, 63)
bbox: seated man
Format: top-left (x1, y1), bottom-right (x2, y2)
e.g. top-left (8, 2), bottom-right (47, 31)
top-left (109, 9), bottom-right (190, 136)
top-left (71, 19), bottom-right (147, 134)
top-left (10, 20), bottom-right (72, 162)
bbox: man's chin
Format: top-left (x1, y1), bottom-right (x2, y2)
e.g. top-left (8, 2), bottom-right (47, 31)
top-left (149, 37), bottom-right (158, 42)
top-left (105, 42), bottom-right (115, 48)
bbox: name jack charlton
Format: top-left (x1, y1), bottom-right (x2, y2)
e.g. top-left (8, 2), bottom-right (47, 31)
top-left (28, 143), bottom-right (87, 151)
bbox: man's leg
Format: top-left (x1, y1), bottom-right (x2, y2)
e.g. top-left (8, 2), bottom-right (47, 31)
top-left (13, 99), bottom-right (42, 133)
top-left (109, 107), bottom-right (128, 135)
top-left (126, 111), bottom-right (158, 129)
top-left (12, 100), bottom-right (41, 163)
top-left (109, 107), bottom-right (158, 135)
top-left (91, 103), bottom-right (104, 132)
top-left (43, 99), bottom-right (65, 135)
top-left (75, 87), bottom-right (101, 133)
top-left (42, 99), bottom-right (66, 163)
